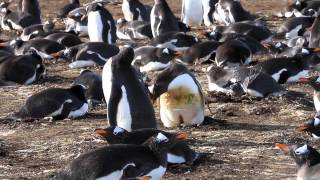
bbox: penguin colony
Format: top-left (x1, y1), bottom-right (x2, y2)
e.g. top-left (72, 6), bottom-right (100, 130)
top-left (2, 0), bottom-right (320, 179)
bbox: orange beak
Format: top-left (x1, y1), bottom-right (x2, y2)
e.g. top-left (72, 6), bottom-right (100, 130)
top-left (299, 77), bottom-right (311, 83)
top-left (139, 176), bottom-right (151, 180)
top-left (295, 125), bottom-right (310, 132)
top-left (175, 133), bottom-right (191, 139)
top-left (174, 51), bottom-right (184, 57)
top-left (95, 128), bottom-right (112, 136)
top-left (275, 143), bottom-right (290, 151)
top-left (51, 52), bottom-right (61, 59)
top-left (312, 48), bottom-right (320, 53)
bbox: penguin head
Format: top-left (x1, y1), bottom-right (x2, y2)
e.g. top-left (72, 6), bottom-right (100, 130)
top-left (95, 126), bottom-right (128, 143)
top-left (112, 47), bottom-right (135, 68)
top-left (0, 1), bottom-right (9, 14)
top-left (276, 143), bottom-right (320, 167)
top-left (69, 85), bottom-right (87, 102)
top-left (143, 132), bottom-right (190, 152)
top-left (296, 116), bottom-right (320, 138)
top-left (9, 39), bottom-right (23, 49)
top-left (299, 76), bottom-right (320, 91)
top-left (86, 2), bottom-right (104, 12)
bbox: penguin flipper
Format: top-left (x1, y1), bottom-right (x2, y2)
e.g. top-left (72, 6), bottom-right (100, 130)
top-left (53, 102), bottom-right (73, 120)
top-left (108, 85), bottom-right (122, 126)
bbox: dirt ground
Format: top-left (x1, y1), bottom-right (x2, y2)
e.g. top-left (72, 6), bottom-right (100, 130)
top-left (0, 0), bottom-right (319, 179)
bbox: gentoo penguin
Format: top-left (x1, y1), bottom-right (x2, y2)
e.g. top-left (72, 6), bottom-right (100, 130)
top-left (150, 0), bottom-right (180, 37)
top-left (20, 21), bottom-right (55, 41)
top-left (44, 32), bottom-right (82, 48)
top-left (275, 143), bottom-right (320, 180)
top-left (95, 126), bottom-right (198, 165)
top-left (52, 42), bottom-right (119, 68)
top-left (122, 0), bottom-right (150, 22)
top-left (149, 31), bottom-right (199, 51)
top-left (253, 54), bottom-right (320, 84)
top-left (207, 22), bottom-right (273, 43)
top-left (64, 7), bottom-right (88, 35)
top-left (285, 0), bottom-right (320, 17)
top-left (10, 38), bottom-right (65, 60)
top-left (132, 46), bottom-right (181, 72)
top-left (202, 0), bottom-right (218, 26)
top-left (18, 0), bottom-right (41, 24)
top-left (206, 66), bottom-right (285, 97)
top-left (276, 17), bottom-right (314, 40)
top-left (86, 3), bottom-right (117, 44)
top-left (57, 0), bottom-right (80, 19)
top-left (116, 18), bottom-right (153, 40)
top-left (299, 76), bottom-right (320, 112)
top-left (0, 49), bottom-right (45, 85)
top-left (215, 39), bottom-right (252, 67)
top-left (309, 15), bottom-right (320, 48)
top-left (12, 85), bottom-right (88, 120)
top-left (176, 40), bottom-right (222, 65)
top-left (149, 63), bottom-right (204, 128)
top-left (214, 0), bottom-right (255, 25)
top-left (55, 133), bottom-right (185, 180)
top-left (296, 112), bottom-right (320, 139)
top-left (74, 70), bottom-right (104, 106)
top-left (181, 0), bottom-right (203, 26)
top-left (102, 47), bottom-right (157, 132)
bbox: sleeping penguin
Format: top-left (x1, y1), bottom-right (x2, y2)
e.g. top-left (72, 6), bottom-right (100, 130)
top-left (275, 143), bottom-right (320, 180)
top-left (55, 132), bottom-right (185, 180)
top-left (12, 85), bottom-right (88, 121)
top-left (149, 63), bottom-right (205, 128)
top-left (150, 0), bottom-right (180, 37)
top-left (86, 3), bottom-right (117, 44)
top-left (122, 0), bottom-right (150, 22)
top-left (74, 70), bottom-right (104, 106)
top-left (95, 126), bottom-right (199, 165)
top-left (52, 42), bottom-right (120, 69)
top-left (0, 48), bottom-right (45, 85)
top-left (132, 46), bottom-right (181, 72)
top-left (296, 112), bottom-right (320, 139)
top-left (102, 47), bottom-right (157, 132)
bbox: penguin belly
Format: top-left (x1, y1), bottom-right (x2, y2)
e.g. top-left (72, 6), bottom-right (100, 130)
top-left (314, 93), bottom-right (320, 112)
top-left (202, 0), bottom-right (213, 26)
top-left (159, 88), bottom-right (204, 127)
top-left (182, 0), bottom-right (203, 26)
top-left (116, 86), bottom-right (133, 132)
top-left (67, 102), bottom-right (89, 119)
top-left (122, 0), bottom-right (133, 21)
top-left (88, 11), bottom-right (104, 42)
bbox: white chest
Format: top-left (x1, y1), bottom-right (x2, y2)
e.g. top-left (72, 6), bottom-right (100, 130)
top-left (88, 11), bottom-right (104, 42)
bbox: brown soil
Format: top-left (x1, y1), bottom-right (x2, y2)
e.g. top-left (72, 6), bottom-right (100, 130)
top-left (0, 0), bottom-right (319, 179)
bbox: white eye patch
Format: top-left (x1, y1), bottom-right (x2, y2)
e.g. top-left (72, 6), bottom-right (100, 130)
top-left (295, 144), bottom-right (309, 155)
top-left (156, 133), bottom-right (168, 143)
top-left (314, 117), bottom-right (320, 126)
top-left (113, 127), bottom-right (125, 135)
top-left (162, 48), bottom-right (169, 54)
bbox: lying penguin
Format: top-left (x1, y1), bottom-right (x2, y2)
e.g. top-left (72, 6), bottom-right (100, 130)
top-left (95, 126), bottom-right (198, 165)
top-left (296, 112), bottom-right (320, 139)
top-left (149, 31), bottom-right (199, 51)
top-left (149, 63), bottom-right (205, 128)
top-left (12, 85), bottom-right (88, 120)
top-left (276, 16), bottom-right (314, 40)
top-left (299, 76), bottom-right (320, 112)
top-left (253, 54), bottom-right (320, 84)
top-left (132, 46), bottom-right (182, 72)
top-left (52, 42), bottom-right (120, 69)
top-left (206, 66), bottom-right (286, 97)
top-left (55, 133), bottom-right (185, 180)
top-left (275, 143), bottom-right (320, 180)
top-left (102, 47), bottom-right (157, 131)
top-left (284, 0), bottom-right (320, 17)
top-left (74, 70), bottom-right (104, 106)
top-left (0, 48), bottom-right (45, 85)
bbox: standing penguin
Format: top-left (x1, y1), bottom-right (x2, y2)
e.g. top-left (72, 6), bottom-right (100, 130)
top-left (149, 63), bottom-right (205, 128)
top-left (18, 0), bottom-right (42, 24)
top-left (122, 0), bottom-right (150, 22)
top-left (275, 143), bottom-right (320, 180)
top-left (87, 3), bottom-right (117, 44)
top-left (181, 0), bottom-right (203, 27)
top-left (150, 0), bottom-right (180, 37)
top-left (299, 76), bottom-right (320, 112)
top-left (202, 0), bottom-right (218, 26)
top-left (102, 47), bottom-right (157, 132)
